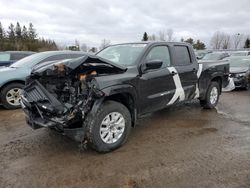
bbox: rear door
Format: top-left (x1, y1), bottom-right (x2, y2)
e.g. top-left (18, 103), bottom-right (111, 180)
top-left (172, 45), bottom-right (198, 100)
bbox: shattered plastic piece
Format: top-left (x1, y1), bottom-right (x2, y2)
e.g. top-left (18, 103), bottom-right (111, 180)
top-left (222, 77), bottom-right (235, 92)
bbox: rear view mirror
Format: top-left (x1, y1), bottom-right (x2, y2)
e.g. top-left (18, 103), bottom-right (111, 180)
top-left (141, 60), bottom-right (163, 73)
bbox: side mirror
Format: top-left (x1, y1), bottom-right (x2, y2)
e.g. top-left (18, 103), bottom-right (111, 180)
top-left (141, 60), bottom-right (163, 73)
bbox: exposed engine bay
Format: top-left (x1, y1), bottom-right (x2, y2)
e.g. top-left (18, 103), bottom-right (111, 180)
top-left (22, 56), bottom-right (126, 132)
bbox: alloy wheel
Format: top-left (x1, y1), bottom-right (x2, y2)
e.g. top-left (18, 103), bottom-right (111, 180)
top-left (6, 88), bottom-right (22, 106)
top-left (99, 112), bottom-right (126, 144)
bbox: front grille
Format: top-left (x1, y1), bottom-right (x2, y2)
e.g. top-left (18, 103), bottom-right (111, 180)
top-left (24, 81), bottom-right (48, 102)
top-left (25, 87), bottom-right (47, 102)
top-left (23, 80), bottom-right (64, 113)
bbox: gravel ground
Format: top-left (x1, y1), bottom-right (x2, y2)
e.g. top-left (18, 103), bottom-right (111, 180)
top-left (0, 90), bottom-right (249, 188)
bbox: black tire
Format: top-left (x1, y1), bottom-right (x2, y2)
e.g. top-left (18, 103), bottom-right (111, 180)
top-left (200, 81), bottom-right (220, 109)
top-left (0, 83), bottom-right (24, 109)
top-left (245, 81), bottom-right (250, 90)
top-left (85, 100), bottom-right (131, 153)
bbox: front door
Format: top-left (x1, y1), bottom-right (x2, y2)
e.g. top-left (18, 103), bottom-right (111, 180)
top-left (138, 45), bottom-right (176, 114)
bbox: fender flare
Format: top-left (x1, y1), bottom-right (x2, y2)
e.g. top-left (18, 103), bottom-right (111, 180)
top-left (200, 74), bottom-right (223, 100)
top-left (88, 84), bottom-right (138, 126)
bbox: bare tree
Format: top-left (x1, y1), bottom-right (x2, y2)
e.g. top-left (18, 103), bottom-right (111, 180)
top-left (148, 34), bottom-right (156, 41)
top-left (210, 31), bottom-right (224, 49)
top-left (57, 43), bottom-right (67, 50)
top-left (166, 29), bottom-right (174, 42)
top-left (232, 33), bottom-right (244, 49)
top-left (158, 31), bottom-right (166, 41)
top-left (81, 43), bottom-right (88, 52)
top-left (75, 39), bottom-right (80, 51)
top-left (221, 33), bottom-right (230, 49)
top-left (99, 39), bottom-right (111, 50)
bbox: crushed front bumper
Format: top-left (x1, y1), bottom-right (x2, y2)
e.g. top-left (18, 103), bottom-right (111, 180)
top-left (233, 77), bottom-right (248, 88)
top-left (21, 91), bottom-right (85, 142)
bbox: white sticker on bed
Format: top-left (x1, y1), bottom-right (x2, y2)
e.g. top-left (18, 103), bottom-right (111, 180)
top-left (194, 63), bottom-right (203, 99)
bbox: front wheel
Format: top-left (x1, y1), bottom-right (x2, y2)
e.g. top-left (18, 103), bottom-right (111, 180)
top-left (200, 81), bottom-right (220, 109)
top-left (85, 101), bottom-right (131, 153)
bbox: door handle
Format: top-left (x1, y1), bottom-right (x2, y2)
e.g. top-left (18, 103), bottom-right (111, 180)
top-left (192, 68), bottom-right (197, 72)
top-left (171, 71), bottom-right (177, 76)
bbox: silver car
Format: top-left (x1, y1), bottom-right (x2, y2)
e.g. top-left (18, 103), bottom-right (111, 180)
top-left (0, 51), bottom-right (85, 109)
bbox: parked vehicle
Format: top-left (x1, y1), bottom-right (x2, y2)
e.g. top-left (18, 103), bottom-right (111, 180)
top-left (0, 51), bottom-right (35, 67)
top-left (225, 57), bottom-right (250, 89)
top-left (195, 50), bottom-right (212, 60)
top-left (200, 52), bottom-right (229, 61)
top-left (0, 51), bottom-right (85, 109)
top-left (230, 51), bottom-right (250, 57)
top-left (21, 42), bottom-right (229, 152)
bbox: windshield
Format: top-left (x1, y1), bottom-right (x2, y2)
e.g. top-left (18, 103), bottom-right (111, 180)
top-left (0, 53), bottom-right (10, 61)
top-left (228, 58), bottom-right (250, 67)
top-left (97, 44), bottom-right (146, 66)
top-left (202, 53), bottom-right (222, 60)
top-left (10, 53), bottom-right (46, 68)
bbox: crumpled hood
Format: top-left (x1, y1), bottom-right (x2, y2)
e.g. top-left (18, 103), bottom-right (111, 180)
top-left (230, 67), bottom-right (249, 73)
top-left (31, 54), bottom-right (127, 74)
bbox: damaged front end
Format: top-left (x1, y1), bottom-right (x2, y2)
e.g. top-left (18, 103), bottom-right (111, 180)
top-left (21, 55), bottom-right (126, 142)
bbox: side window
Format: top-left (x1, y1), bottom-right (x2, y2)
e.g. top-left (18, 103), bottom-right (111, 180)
top-left (10, 53), bottom-right (27, 61)
top-left (174, 46), bottom-right (191, 66)
top-left (41, 54), bottom-right (69, 63)
top-left (145, 46), bottom-right (171, 67)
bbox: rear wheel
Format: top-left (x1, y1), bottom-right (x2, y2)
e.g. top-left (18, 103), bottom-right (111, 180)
top-left (0, 83), bottom-right (24, 109)
top-left (200, 81), bottom-right (220, 109)
top-left (85, 101), bottom-right (131, 153)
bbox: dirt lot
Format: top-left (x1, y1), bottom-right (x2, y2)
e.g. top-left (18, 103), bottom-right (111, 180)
top-left (0, 90), bottom-right (250, 188)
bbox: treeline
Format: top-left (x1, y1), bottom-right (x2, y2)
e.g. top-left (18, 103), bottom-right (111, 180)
top-left (141, 30), bottom-right (250, 50)
top-left (0, 21), bottom-right (58, 51)
top-left (141, 31), bottom-right (206, 50)
top-left (210, 31), bottom-right (250, 50)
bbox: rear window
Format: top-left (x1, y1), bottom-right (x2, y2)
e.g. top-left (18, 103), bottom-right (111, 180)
top-left (174, 46), bottom-right (191, 66)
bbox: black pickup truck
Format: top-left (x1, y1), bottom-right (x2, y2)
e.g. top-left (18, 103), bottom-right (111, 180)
top-left (21, 42), bottom-right (229, 152)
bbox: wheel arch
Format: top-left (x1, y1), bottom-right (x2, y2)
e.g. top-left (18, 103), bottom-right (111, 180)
top-left (0, 80), bottom-right (25, 94)
top-left (103, 92), bottom-right (137, 127)
top-left (199, 74), bottom-right (223, 100)
top-left (96, 84), bottom-right (138, 127)
top-left (211, 76), bottom-right (222, 94)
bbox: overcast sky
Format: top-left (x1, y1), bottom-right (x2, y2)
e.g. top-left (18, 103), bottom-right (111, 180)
top-left (0, 0), bottom-right (250, 47)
